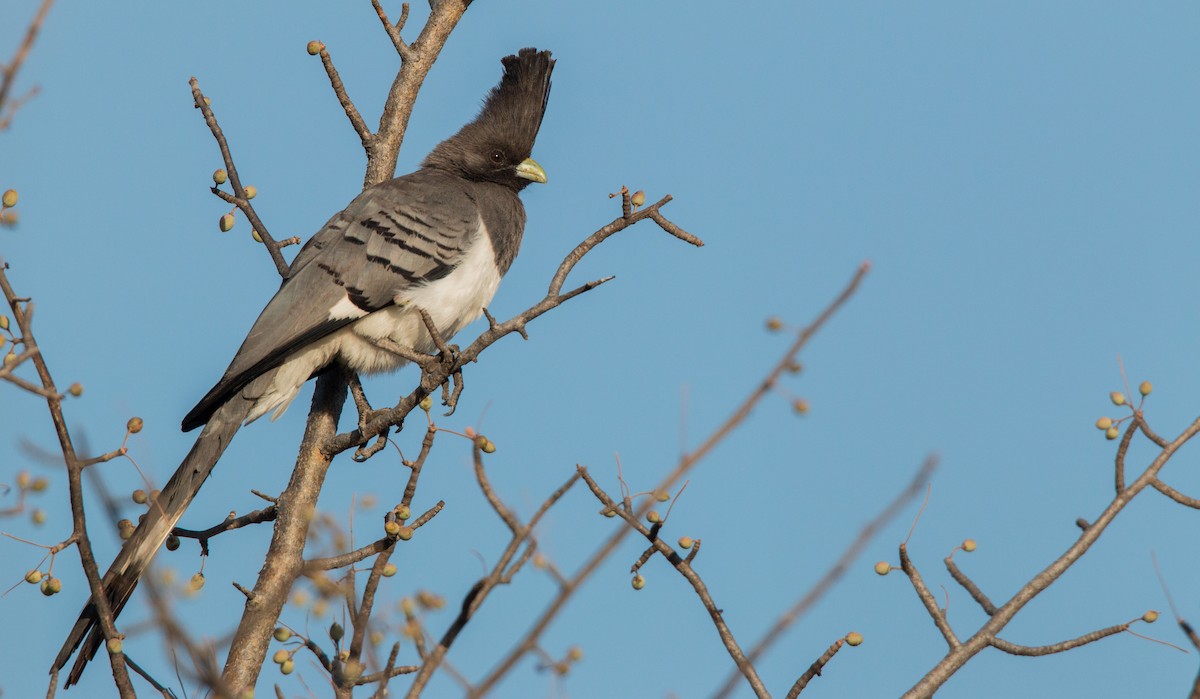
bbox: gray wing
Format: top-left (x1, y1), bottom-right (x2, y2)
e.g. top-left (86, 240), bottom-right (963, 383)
top-left (182, 171), bottom-right (481, 431)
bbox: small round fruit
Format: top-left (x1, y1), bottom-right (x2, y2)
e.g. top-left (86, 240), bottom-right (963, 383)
top-left (382, 563), bottom-right (398, 577)
top-left (1139, 381), bottom-right (1153, 396)
top-left (1110, 391), bottom-right (1126, 406)
top-left (31, 508), bottom-right (46, 525)
top-left (307, 40), bottom-right (324, 55)
top-left (31, 477), bottom-right (48, 492)
top-left (567, 646), bottom-right (584, 662)
top-left (212, 169), bottom-right (228, 185)
top-left (677, 536), bottom-right (693, 549)
top-left (329, 622), bottom-right (344, 642)
top-left (646, 510), bottom-right (661, 524)
top-left (68, 383), bottom-right (84, 397)
top-left (1105, 426), bottom-right (1119, 440)
top-left (190, 572), bottom-right (206, 590)
top-left (397, 526), bottom-right (414, 541)
top-left (962, 539), bottom-right (977, 552)
top-left (127, 416), bottom-right (144, 433)
top-left (1094, 417), bottom-right (1112, 430)
top-left (107, 638), bottom-right (123, 655)
top-left (41, 576), bottom-right (62, 596)
top-left (630, 190), bottom-right (646, 207)
top-left (273, 627), bottom-right (292, 642)
top-left (244, 185), bottom-right (257, 200)
top-left (1, 189), bottom-right (17, 208)
top-left (219, 213), bottom-right (235, 232)
top-left (631, 574), bottom-right (645, 590)
top-left (874, 561), bottom-right (891, 576)
top-left (792, 398), bottom-right (810, 415)
top-left (384, 521), bottom-right (401, 536)
top-left (419, 395), bottom-right (433, 411)
top-left (766, 317), bottom-right (783, 331)
top-left (25, 569), bottom-right (43, 584)
top-left (655, 491), bottom-right (671, 502)
top-left (1143, 610), bottom-right (1159, 623)
top-left (252, 229), bottom-right (263, 243)
top-left (280, 659), bottom-right (295, 675)
top-left (165, 535), bottom-right (180, 551)
top-left (132, 489), bottom-right (148, 504)
top-left (396, 505), bottom-right (411, 521)
top-left (846, 631), bottom-right (864, 646)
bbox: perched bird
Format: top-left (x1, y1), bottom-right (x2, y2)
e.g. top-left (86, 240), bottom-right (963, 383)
top-left (54, 47), bottom-right (554, 687)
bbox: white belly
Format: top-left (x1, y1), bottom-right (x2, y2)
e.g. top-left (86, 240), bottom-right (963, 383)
top-left (245, 232), bottom-right (502, 423)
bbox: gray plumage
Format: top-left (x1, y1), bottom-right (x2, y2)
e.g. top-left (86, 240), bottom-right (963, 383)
top-left (54, 47), bottom-right (554, 688)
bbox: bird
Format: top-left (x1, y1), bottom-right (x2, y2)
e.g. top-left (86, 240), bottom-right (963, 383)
top-left (53, 47), bottom-right (555, 688)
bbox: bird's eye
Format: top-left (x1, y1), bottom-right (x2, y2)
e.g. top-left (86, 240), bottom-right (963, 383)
top-left (489, 150), bottom-right (505, 164)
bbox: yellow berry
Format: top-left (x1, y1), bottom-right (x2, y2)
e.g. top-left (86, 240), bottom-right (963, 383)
top-left (396, 505), bottom-right (411, 520)
top-left (384, 521), bottom-right (401, 536)
top-left (25, 569), bottom-right (42, 584)
top-left (603, 508), bottom-right (616, 518)
top-left (273, 627), bottom-right (292, 642)
top-left (533, 554), bottom-right (548, 569)
top-left (280, 659), bottom-right (295, 675)
top-left (41, 576), bottom-right (62, 595)
top-left (845, 631), bottom-right (864, 646)
top-left (1095, 417), bottom-right (1112, 430)
top-left (127, 416), bottom-right (144, 434)
top-left (630, 190), bottom-right (645, 207)
top-left (1139, 381), bottom-right (1153, 397)
top-left (3, 351), bottom-right (16, 367)
top-left (219, 213), bottom-right (235, 232)
top-left (132, 489), bottom-right (148, 504)
top-left (1110, 391), bottom-right (1126, 406)
top-left (792, 398), bottom-right (810, 415)
top-left (251, 229), bottom-right (263, 243)
top-left (244, 185), bottom-right (257, 200)
top-left (654, 491), bottom-right (671, 502)
top-left (962, 539), bottom-right (977, 552)
top-left (419, 395), bottom-right (433, 411)
top-left (1, 189), bottom-right (17, 208)
top-left (212, 169), bottom-right (228, 185)
top-left (400, 597), bottom-right (415, 616)
top-left (766, 317), bottom-right (783, 331)
top-left (0, 315), bottom-right (8, 330)
top-left (15, 471), bottom-right (30, 489)
top-left (106, 638), bottom-right (123, 655)
top-left (31, 508), bottom-right (46, 525)
top-left (1105, 426), bottom-right (1119, 440)
top-left (382, 563), bottom-right (398, 577)
top-left (631, 574), bottom-right (645, 590)
top-left (190, 572), bottom-right (205, 590)
top-left (307, 40), bottom-right (324, 55)
top-left (567, 646), bottom-right (584, 662)
top-left (118, 519), bottom-right (135, 540)
top-left (1143, 610), bottom-right (1159, 623)
top-left (646, 510), bottom-right (661, 524)
top-left (30, 476), bottom-right (48, 492)
top-left (677, 536), bottom-right (693, 549)
top-left (874, 561), bottom-right (891, 576)
top-left (68, 382), bottom-right (83, 397)
top-left (397, 526), bottom-right (414, 541)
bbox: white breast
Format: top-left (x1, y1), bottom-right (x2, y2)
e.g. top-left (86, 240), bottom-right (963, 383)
top-left (244, 222), bottom-right (503, 424)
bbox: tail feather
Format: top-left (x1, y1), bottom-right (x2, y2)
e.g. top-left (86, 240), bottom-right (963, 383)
top-left (53, 379), bottom-right (265, 687)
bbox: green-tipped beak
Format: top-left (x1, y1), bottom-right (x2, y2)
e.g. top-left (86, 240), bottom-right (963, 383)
top-left (515, 157), bottom-right (548, 184)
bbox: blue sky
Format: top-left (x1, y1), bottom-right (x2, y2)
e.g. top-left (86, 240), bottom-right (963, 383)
top-left (3, 2), bottom-right (1200, 697)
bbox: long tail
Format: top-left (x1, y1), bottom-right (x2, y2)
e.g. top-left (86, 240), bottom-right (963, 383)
top-left (52, 383), bottom-right (262, 687)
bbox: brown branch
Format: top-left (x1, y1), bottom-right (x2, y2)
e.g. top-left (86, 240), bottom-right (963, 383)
top-left (711, 454), bottom-right (937, 699)
top-left (187, 78), bottom-right (290, 279)
top-left (370, 1), bottom-right (413, 62)
top-left (785, 638), bottom-right (846, 699)
top-left (317, 44), bottom-right (372, 147)
top-left (1151, 477), bottom-right (1200, 509)
top-left (405, 466), bottom-right (580, 698)
top-left (904, 415), bottom-right (1200, 697)
top-left (989, 622), bottom-right (1131, 656)
top-left (0, 0), bottom-right (54, 130)
top-left (471, 263), bottom-right (869, 697)
top-left (578, 466), bottom-right (770, 699)
top-left (944, 557), bottom-right (997, 616)
top-left (172, 505), bottom-right (278, 557)
top-left (900, 544), bottom-right (960, 649)
top-left (2, 270), bottom-right (135, 697)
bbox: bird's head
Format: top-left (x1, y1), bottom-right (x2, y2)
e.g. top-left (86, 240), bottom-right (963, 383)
top-left (423, 48), bottom-right (554, 191)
